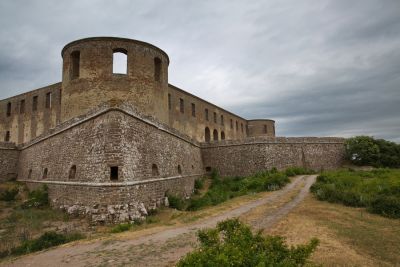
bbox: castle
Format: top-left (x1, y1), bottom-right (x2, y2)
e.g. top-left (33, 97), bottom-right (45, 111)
top-left (0, 37), bottom-right (345, 223)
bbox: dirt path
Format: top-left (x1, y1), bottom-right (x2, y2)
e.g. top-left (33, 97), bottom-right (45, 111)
top-left (2, 175), bottom-right (317, 267)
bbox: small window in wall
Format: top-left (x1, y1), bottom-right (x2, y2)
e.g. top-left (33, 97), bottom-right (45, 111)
top-left (236, 121), bottom-right (238, 131)
top-left (178, 165), bottom-right (182, 175)
top-left (154, 57), bottom-right (162, 81)
top-left (264, 125), bottom-right (268, 134)
top-left (213, 112), bottom-right (217, 123)
top-left (180, 98), bottom-right (184, 113)
top-left (230, 119), bottom-right (233, 129)
top-left (6, 102), bottom-right (11, 117)
top-left (69, 165), bottom-right (77, 179)
top-left (4, 131), bottom-right (10, 142)
top-left (28, 169), bottom-right (32, 179)
top-left (45, 93), bottom-right (52, 109)
top-left (205, 166), bottom-right (212, 172)
top-left (168, 94), bottom-right (172, 110)
top-left (241, 123), bottom-right (244, 133)
top-left (70, 51), bottom-right (80, 80)
top-left (205, 127), bottom-right (210, 142)
top-left (110, 166), bottom-right (119, 181)
top-left (32, 96), bottom-right (38, 111)
top-left (213, 129), bottom-right (218, 141)
top-left (205, 108), bottom-right (209, 121)
top-left (191, 103), bottom-right (196, 117)
top-left (43, 168), bottom-right (48, 179)
top-left (20, 100), bottom-right (25, 114)
top-left (220, 115), bottom-right (224, 126)
top-left (221, 131), bottom-right (225, 140)
top-left (113, 49), bottom-right (128, 74)
top-left (152, 164), bottom-right (159, 176)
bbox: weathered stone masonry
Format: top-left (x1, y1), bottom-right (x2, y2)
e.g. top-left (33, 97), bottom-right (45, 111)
top-left (0, 37), bottom-right (346, 223)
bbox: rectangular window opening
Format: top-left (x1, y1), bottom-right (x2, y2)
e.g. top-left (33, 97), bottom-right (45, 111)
top-left (205, 109), bottom-right (209, 121)
top-left (213, 112), bottom-right (217, 123)
top-left (180, 98), bottom-right (184, 113)
top-left (46, 93), bottom-right (52, 109)
top-left (32, 96), bottom-right (38, 111)
top-left (191, 103), bottom-right (196, 117)
top-left (110, 166), bottom-right (119, 181)
top-left (168, 94), bottom-right (172, 110)
top-left (20, 100), bottom-right (25, 114)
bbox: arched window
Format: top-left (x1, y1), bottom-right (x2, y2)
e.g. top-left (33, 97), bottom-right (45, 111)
top-left (69, 165), bottom-right (77, 180)
top-left (213, 129), bottom-right (218, 141)
top-left (4, 131), bottom-right (10, 142)
top-left (6, 102), bottom-right (11, 117)
top-left (221, 131), bottom-right (225, 140)
top-left (178, 165), bottom-right (182, 175)
top-left (113, 49), bottom-right (128, 74)
top-left (70, 51), bottom-right (80, 80)
top-left (154, 57), bottom-right (162, 81)
top-left (152, 164), bottom-right (159, 176)
top-left (205, 127), bottom-right (210, 142)
top-left (42, 168), bottom-right (48, 179)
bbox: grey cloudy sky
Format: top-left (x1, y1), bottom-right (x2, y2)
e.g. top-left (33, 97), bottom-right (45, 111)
top-left (0, 0), bottom-right (399, 142)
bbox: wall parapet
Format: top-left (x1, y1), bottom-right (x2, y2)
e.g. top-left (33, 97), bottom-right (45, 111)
top-left (19, 102), bottom-right (201, 150)
top-left (201, 137), bottom-right (346, 148)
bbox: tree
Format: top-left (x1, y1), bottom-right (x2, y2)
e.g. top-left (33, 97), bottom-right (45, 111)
top-left (345, 136), bottom-right (380, 166)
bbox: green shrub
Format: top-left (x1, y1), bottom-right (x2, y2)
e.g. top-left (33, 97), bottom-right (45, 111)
top-left (21, 185), bottom-right (49, 209)
top-left (194, 179), bottom-right (205, 191)
top-left (167, 194), bottom-right (187, 211)
top-left (177, 218), bottom-right (319, 266)
top-left (311, 169), bottom-right (400, 218)
top-left (0, 187), bottom-right (19, 202)
top-left (8, 231), bottom-right (83, 256)
top-left (369, 195), bottom-right (400, 218)
top-left (110, 223), bottom-right (132, 233)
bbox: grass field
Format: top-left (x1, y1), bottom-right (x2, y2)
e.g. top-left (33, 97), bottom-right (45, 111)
top-left (311, 168), bottom-right (400, 218)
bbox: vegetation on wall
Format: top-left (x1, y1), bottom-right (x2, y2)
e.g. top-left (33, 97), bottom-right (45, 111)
top-left (311, 169), bottom-right (400, 218)
top-left (168, 167), bottom-right (314, 211)
top-left (346, 136), bottom-right (400, 168)
top-left (177, 218), bottom-right (319, 266)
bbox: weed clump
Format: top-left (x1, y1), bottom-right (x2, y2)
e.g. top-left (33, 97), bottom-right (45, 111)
top-left (177, 218), bottom-right (319, 266)
top-left (0, 187), bottom-right (19, 202)
top-left (0, 231), bottom-right (84, 258)
top-left (21, 185), bottom-right (49, 209)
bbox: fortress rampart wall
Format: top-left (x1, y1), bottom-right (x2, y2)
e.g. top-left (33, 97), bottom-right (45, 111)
top-left (0, 142), bottom-right (19, 181)
top-left (17, 105), bottom-right (202, 223)
top-left (201, 137), bottom-right (345, 177)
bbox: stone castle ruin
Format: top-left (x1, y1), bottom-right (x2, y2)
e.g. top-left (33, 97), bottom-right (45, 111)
top-left (0, 37), bottom-right (345, 223)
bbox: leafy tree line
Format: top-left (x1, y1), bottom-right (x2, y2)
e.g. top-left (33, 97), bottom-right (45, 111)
top-left (345, 136), bottom-right (400, 168)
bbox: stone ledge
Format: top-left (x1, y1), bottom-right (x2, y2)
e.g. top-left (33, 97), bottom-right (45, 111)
top-left (20, 173), bottom-right (204, 187)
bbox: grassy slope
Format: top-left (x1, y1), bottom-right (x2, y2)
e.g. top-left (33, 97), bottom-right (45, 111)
top-left (268, 194), bottom-right (400, 266)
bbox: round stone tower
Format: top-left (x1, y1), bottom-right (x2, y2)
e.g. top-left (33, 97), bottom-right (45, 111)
top-left (247, 119), bottom-right (276, 137)
top-left (60, 37), bottom-right (169, 123)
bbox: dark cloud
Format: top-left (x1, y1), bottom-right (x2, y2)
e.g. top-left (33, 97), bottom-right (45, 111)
top-left (0, 0), bottom-right (399, 142)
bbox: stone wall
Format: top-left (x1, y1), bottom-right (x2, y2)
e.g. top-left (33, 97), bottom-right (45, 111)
top-left (0, 83), bottom-right (61, 145)
top-left (18, 106), bottom-right (203, 223)
top-left (168, 84), bottom-right (249, 142)
top-left (201, 137), bottom-right (345, 177)
top-left (0, 142), bottom-right (19, 181)
top-left (25, 175), bottom-right (198, 224)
